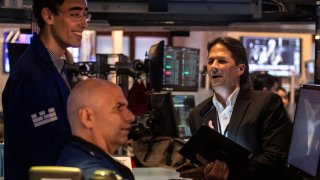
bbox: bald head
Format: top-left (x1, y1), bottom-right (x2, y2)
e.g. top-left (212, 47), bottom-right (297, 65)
top-left (68, 79), bottom-right (119, 122)
top-left (66, 79), bottom-right (135, 153)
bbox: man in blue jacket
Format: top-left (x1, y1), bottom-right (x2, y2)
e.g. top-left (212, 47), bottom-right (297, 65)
top-left (57, 79), bottom-right (135, 180)
top-left (1, 0), bottom-right (89, 179)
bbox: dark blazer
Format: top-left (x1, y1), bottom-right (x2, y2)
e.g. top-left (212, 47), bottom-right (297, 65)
top-left (2, 33), bottom-right (71, 180)
top-left (188, 90), bottom-right (292, 179)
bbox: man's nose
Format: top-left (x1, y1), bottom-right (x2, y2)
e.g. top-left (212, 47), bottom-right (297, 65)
top-left (80, 18), bottom-right (89, 29)
top-left (125, 110), bottom-right (135, 123)
top-left (210, 60), bottom-right (219, 68)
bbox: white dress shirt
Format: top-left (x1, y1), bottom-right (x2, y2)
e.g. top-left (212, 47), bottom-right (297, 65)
top-left (212, 87), bottom-right (240, 137)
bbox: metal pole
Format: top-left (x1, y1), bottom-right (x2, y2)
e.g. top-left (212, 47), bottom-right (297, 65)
top-left (315, 1), bottom-right (320, 84)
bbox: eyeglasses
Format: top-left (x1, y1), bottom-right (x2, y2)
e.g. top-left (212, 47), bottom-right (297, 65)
top-left (59, 11), bottom-right (91, 22)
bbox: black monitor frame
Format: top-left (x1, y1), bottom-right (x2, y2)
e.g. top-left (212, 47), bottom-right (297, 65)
top-left (148, 40), bottom-right (165, 92)
top-left (149, 92), bottom-right (179, 138)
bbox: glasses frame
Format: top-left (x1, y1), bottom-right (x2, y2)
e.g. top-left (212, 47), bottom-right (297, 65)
top-left (58, 10), bottom-right (91, 22)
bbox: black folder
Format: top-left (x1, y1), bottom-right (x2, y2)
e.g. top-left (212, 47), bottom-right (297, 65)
top-left (179, 125), bottom-right (253, 166)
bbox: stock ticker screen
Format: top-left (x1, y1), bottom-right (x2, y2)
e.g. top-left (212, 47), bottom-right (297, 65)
top-left (162, 46), bottom-right (200, 91)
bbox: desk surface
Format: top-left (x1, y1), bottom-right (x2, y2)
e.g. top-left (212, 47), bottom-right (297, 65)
top-left (132, 167), bottom-right (189, 180)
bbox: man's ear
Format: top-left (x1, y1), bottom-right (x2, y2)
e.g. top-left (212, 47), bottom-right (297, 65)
top-left (237, 64), bottom-right (245, 76)
top-left (78, 107), bottom-right (95, 128)
top-left (41, 7), bottom-right (54, 25)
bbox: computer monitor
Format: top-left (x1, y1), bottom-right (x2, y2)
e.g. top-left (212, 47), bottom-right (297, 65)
top-left (172, 94), bottom-right (196, 139)
top-left (149, 92), bottom-right (179, 137)
top-left (287, 84), bottom-right (320, 179)
top-left (148, 41), bottom-right (200, 92)
top-left (162, 45), bottom-right (200, 91)
top-left (241, 36), bottom-right (301, 77)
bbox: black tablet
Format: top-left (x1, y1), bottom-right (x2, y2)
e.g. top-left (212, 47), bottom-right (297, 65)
top-left (179, 125), bottom-right (253, 166)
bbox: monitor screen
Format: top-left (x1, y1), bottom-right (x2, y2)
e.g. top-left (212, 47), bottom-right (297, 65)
top-left (241, 36), bottom-right (301, 77)
top-left (172, 94), bottom-right (196, 138)
top-left (162, 45), bottom-right (200, 91)
top-left (148, 41), bottom-right (200, 92)
top-left (149, 92), bottom-right (179, 137)
top-left (287, 84), bottom-right (320, 178)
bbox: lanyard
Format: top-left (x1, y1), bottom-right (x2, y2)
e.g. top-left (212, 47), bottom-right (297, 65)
top-left (216, 111), bottom-right (228, 137)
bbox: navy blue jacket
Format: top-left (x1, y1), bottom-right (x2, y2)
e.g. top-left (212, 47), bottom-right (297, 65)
top-left (2, 33), bottom-right (71, 180)
top-left (57, 136), bottom-right (135, 180)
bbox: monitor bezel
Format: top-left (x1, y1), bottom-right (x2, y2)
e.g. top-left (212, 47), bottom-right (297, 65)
top-left (287, 84), bottom-right (320, 179)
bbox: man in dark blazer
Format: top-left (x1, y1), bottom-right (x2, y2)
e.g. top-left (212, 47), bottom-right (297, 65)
top-left (179, 36), bottom-right (292, 180)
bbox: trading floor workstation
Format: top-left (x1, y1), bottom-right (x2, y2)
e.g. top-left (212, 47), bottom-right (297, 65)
top-left (0, 0), bottom-right (318, 179)
top-left (3, 34), bottom-right (320, 180)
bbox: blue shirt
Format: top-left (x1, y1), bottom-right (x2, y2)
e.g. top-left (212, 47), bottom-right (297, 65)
top-left (2, 33), bottom-right (71, 180)
top-left (57, 136), bottom-right (135, 180)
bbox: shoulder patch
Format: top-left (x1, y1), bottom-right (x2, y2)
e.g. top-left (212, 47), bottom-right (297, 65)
top-left (31, 108), bottom-right (58, 127)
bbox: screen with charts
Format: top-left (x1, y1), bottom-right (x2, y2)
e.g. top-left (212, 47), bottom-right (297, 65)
top-left (172, 94), bottom-right (196, 138)
top-left (287, 84), bottom-right (320, 179)
top-left (162, 46), bottom-right (200, 91)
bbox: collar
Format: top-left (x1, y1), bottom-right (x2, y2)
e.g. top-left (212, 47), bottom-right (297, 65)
top-left (212, 87), bottom-right (240, 112)
top-left (71, 136), bottom-right (110, 157)
top-left (47, 49), bottom-right (66, 74)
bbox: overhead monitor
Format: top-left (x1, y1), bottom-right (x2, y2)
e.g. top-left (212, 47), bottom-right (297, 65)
top-left (148, 41), bottom-right (200, 92)
top-left (241, 36), bottom-right (301, 77)
top-left (162, 45), bottom-right (200, 91)
top-left (287, 84), bottom-right (320, 179)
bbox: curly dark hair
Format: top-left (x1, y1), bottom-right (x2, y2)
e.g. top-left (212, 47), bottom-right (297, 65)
top-left (207, 36), bottom-right (250, 91)
top-left (32, 0), bottom-right (64, 30)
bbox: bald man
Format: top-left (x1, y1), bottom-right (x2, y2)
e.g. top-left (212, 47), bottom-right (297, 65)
top-left (57, 79), bottom-right (135, 180)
